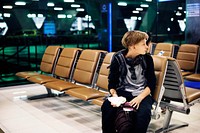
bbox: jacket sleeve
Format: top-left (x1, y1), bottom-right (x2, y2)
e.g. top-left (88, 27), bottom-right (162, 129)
top-left (145, 54), bottom-right (156, 97)
top-left (108, 55), bottom-right (120, 91)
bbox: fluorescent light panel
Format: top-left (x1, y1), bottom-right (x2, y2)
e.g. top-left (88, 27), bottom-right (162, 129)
top-left (15, 2), bottom-right (26, 5)
top-left (3, 5), bottom-right (13, 9)
top-left (71, 4), bottom-right (80, 7)
top-left (58, 14), bottom-right (66, 18)
top-left (47, 3), bottom-right (54, 7)
top-left (118, 2), bottom-right (127, 6)
top-left (76, 8), bottom-right (84, 11)
top-left (54, 7), bottom-right (63, 10)
top-left (64, 0), bottom-right (75, 2)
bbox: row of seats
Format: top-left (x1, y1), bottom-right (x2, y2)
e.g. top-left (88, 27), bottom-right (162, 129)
top-left (150, 43), bottom-right (200, 81)
top-left (15, 45), bottom-right (200, 132)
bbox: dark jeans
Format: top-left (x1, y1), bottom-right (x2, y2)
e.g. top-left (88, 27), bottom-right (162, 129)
top-left (101, 91), bottom-right (153, 133)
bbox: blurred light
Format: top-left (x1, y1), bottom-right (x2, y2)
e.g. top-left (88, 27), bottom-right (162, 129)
top-left (171, 18), bottom-right (174, 21)
top-left (38, 14), bottom-right (43, 17)
top-left (0, 14), bottom-right (2, 17)
top-left (76, 8), bottom-right (84, 11)
top-left (47, 2), bottom-right (54, 7)
top-left (178, 20), bottom-right (186, 31)
top-left (27, 14), bottom-right (36, 18)
top-left (136, 8), bottom-right (143, 11)
top-left (57, 14), bottom-right (66, 18)
top-left (71, 4), bottom-right (80, 7)
top-left (15, 2), bottom-right (26, 6)
top-left (4, 13), bottom-right (11, 17)
top-left (54, 7), bottom-right (63, 10)
top-left (118, 2), bottom-right (127, 6)
top-left (176, 11), bottom-right (182, 16)
top-left (167, 28), bottom-right (170, 31)
top-left (3, 5), bottom-right (13, 9)
top-left (131, 16), bottom-right (137, 20)
top-left (67, 14), bottom-right (73, 18)
top-left (140, 4), bottom-right (149, 8)
top-left (132, 11), bottom-right (139, 13)
top-left (138, 17), bottom-right (142, 20)
top-left (64, 0), bottom-right (75, 2)
top-left (146, 0), bottom-right (152, 1)
top-left (178, 7), bottom-right (183, 10)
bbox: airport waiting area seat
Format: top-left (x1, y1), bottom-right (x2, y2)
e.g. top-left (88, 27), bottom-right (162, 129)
top-left (15, 46), bottom-right (61, 79)
top-left (27, 48), bottom-right (82, 84)
top-left (155, 57), bottom-right (200, 132)
top-left (43, 49), bottom-right (107, 93)
top-left (153, 43), bottom-right (174, 57)
top-left (176, 44), bottom-right (199, 77)
top-left (65, 52), bottom-right (114, 101)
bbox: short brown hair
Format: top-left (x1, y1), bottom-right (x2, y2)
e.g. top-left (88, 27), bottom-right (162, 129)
top-left (121, 30), bottom-right (148, 48)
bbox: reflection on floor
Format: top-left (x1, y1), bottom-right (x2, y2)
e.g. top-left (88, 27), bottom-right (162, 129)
top-left (0, 84), bottom-right (200, 133)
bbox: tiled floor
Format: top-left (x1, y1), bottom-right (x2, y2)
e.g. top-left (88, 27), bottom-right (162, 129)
top-left (0, 84), bottom-right (200, 133)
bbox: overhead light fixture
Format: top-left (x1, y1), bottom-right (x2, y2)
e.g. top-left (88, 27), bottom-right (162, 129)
top-left (3, 5), bottom-right (13, 9)
top-left (131, 16), bottom-right (137, 20)
top-left (71, 4), bottom-right (80, 8)
top-left (4, 13), bottom-right (11, 17)
top-left (38, 14), bottom-right (43, 17)
top-left (140, 4), bottom-right (149, 8)
top-left (117, 2), bottom-right (127, 6)
top-left (138, 17), bottom-right (142, 20)
top-left (54, 7), bottom-right (63, 11)
top-left (76, 8), bottom-right (84, 11)
top-left (27, 14), bottom-right (36, 18)
top-left (132, 11), bottom-right (139, 13)
top-left (58, 14), bottom-right (66, 18)
top-left (178, 7), bottom-right (183, 10)
top-left (15, 2), bottom-right (26, 6)
top-left (176, 11), bottom-right (182, 16)
top-left (47, 2), bottom-right (55, 7)
top-left (64, 0), bottom-right (75, 2)
top-left (136, 8), bottom-right (143, 11)
top-left (67, 15), bottom-right (73, 18)
top-left (146, 0), bottom-right (152, 2)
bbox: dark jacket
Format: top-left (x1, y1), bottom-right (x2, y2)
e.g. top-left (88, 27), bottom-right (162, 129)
top-left (108, 49), bottom-right (156, 98)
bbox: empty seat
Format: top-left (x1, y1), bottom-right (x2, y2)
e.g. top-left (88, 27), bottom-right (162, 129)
top-left (66, 52), bottom-right (114, 101)
top-left (27, 48), bottom-right (82, 84)
top-left (16, 46), bottom-right (61, 79)
top-left (43, 49), bottom-right (107, 92)
top-left (176, 44), bottom-right (199, 76)
top-left (153, 43), bottom-right (174, 57)
top-left (154, 57), bottom-right (200, 132)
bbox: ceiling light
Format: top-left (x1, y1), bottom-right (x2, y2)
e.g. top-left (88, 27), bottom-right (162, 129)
top-left (64, 0), bottom-right (75, 2)
top-left (176, 12), bottom-right (182, 16)
top-left (140, 4), bottom-right (149, 8)
top-left (3, 5), bottom-right (13, 9)
top-left (47, 3), bottom-right (54, 7)
top-left (54, 7), bottom-right (63, 11)
top-left (131, 16), bottom-right (137, 20)
top-left (38, 14), bottom-right (43, 17)
top-left (76, 8), bottom-right (84, 11)
top-left (132, 11), bottom-right (139, 13)
top-left (67, 15), bottom-right (73, 18)
top-left (71, 4), bottom-right (80, 8)
top-left (178, 7), bottom-right (183, 10)
top-left (146, 0), bottom-right (152, 2)
top-left (138, 17), bottom-right (142, 20)
top-left (136, 8), bottom-right (143, 11)
top-left (4, 13), bottom-right (11, 17)
top-left (27, 14), bottom-right (36, 18)
top-left (58, 14), bottom-right (66, 18)
top-left (15, 2), bottom-right (26, 6)
top-left (117, 2), bottom-right (127, 6)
